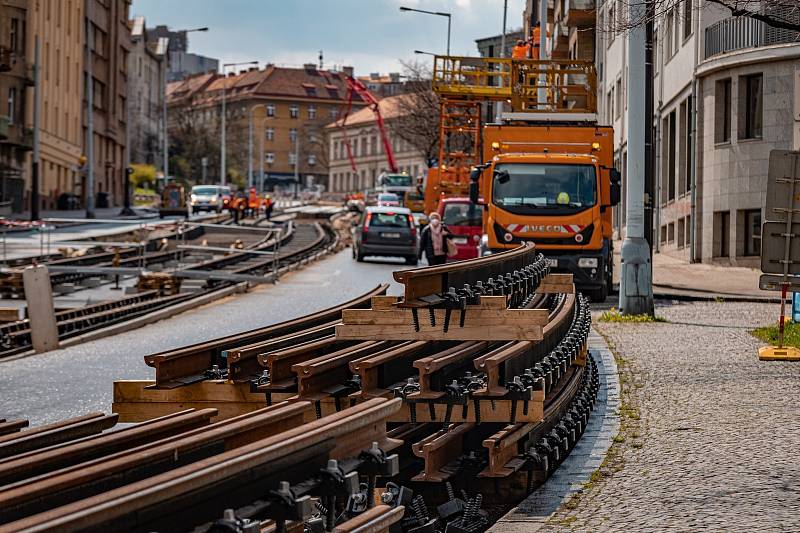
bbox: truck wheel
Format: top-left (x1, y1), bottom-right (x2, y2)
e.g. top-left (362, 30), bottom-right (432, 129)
top-left (587, 283), bottom-right (608, 303)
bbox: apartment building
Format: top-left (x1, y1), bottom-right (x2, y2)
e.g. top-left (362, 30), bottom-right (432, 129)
top-left (24, 0), bottom-right (86, 211)
top-left (597, 0), bottom-right (800, 266)
top-left (84, 0), bottom-right (131, 208)
top-left (128, 16), bottom-right (166, 167)
top-left (326, 94), bottom-right (427, 194)
top-left (167, 64), bottom-right (364, 190)
top-left (0, 0), bottom-right (30, 212)
top-left (147, 25), bottom-right (218, 83)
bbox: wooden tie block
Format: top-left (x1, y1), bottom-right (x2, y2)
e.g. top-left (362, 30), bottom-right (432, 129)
top-left (336, 296), bottom-right (547, 341)
top-left (538, 273), bottom-right (574, 294)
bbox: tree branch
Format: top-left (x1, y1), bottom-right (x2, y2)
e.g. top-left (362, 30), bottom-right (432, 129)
top-left (705, 0), bottom-right (800, 32)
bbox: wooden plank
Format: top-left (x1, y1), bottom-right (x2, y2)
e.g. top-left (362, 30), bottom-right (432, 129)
top-left (478, 296), bottom-right (508, 309)
top-left (112, 401), bottom-right (266, 424)
top-left (336, 323), bottom-right (543, 341)
top-left (0, 308), bottom-right (20, 322)
top-left (370, 296), bottom-right (400, 310)
top-left (341, 308), bottom-right (549, 326)
top-left (116, 380), bottom-right (265, 403)
top-left (542, 273), bottom-right (573, 284)
top-left (480, 423), bottom-right (537, 477)
top-left (538, 283), bottom-right (574, 294)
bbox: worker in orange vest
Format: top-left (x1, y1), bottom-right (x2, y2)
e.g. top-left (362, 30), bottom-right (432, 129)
top-left (531, 22), bottom-right (550, 60)
top-left (247, 187), bottom-right (258, 217)
top-left (511, 39), bottom-right (528, 59)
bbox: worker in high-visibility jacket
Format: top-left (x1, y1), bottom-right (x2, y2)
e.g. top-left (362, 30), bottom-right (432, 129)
top-left (511, 39), bottom-right (528, 59)
top-left (247, 187), bottom-right (258, 217)
top-left (264, 194), bottom-right (274, 220)
top-left (531, 22), bottom-right (550, 60)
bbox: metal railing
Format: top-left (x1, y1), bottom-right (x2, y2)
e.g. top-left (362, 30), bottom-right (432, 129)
top-left (704, 16), bottom-right (800, 59)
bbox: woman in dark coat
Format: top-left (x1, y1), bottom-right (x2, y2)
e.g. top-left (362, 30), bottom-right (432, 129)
top-left (418, 212), bottom-right (452, 265)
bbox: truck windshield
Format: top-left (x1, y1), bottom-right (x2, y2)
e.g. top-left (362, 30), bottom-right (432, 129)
top-left (492, 163), bottom-right (596, 215)
top-left (381, 174), bottom-right (413, 187)
top-left (442, 203), bottom-right (482, 227)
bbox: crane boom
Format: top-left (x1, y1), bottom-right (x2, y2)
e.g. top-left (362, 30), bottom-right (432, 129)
top-left (339, 75), bottom-right (398, 174)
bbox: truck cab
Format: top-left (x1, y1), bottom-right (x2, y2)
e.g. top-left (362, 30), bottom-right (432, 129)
top-left (438, 197), bottom-right (482, 260)
top-left (471, 125), bottom-right (620, 301)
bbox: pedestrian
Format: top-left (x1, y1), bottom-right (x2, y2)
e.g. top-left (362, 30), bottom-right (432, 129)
top-left (265, 194), bottom-right (274, 220)
top-left (418, 212), bottom-right (452, 266)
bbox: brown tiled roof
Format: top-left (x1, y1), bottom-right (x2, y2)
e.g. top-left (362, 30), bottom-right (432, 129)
top-left (325, 94), bottom-right (414, 129)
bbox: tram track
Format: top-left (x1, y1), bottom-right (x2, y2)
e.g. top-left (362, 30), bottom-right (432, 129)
top-left (0, 219), bottom-right (341, 359)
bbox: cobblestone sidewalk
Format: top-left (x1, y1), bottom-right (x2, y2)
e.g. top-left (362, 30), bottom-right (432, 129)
top-left (537, 300), bottom-right (798, 531)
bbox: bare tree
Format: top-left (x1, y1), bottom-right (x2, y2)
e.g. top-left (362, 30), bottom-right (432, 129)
top-left (387, 60), bottom-right (440, 168)
top-left (608, 0), bottom-right (800, 33)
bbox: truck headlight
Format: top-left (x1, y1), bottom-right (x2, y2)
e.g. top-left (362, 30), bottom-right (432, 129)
top-left (578, 257), bottom-right (598, 268)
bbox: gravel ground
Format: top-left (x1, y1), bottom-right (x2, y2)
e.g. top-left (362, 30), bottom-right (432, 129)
top-left (538, 300), bottom-right (798, 532)
top-left (0, 250), bottom-right (404, 425)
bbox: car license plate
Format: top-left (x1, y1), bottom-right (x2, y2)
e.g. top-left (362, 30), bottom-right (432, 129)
top-left (452, 237), bottom-right (468, 245)
top-left (382, 232), bottom-right (400, 238)
top-left (546, 258), bottom-right (558, 267)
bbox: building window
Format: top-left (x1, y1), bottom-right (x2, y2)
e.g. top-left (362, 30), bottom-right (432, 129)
top-left (739, 74), bottom-right (763, 140)
top-left (714, 211), bottom-right (730, 258)
top-left (660, 224), bottom-right (667, 244)
top-left (266, 104), bottom-right (275, 117)
top-left (607, 89), bottom-right (614, 123)
top-left (615, 78), bottom-right (622, 120)
top-left (265, 152), bottom-right (275, 164)
top-left (308, 154), bottom-right (316, 165)
top-left (664, 110), bottom-right (676, 202)
top-left (678, 99), bottom-right (688, 196)
top-left (289, 129), bottom-right (297, 142)
top-left (665, 10), bottom-right (674, 59)
top-left (290, 105), bottom-right (299, 119)
top-left (370, 136), bottom-right (377, 155)
top-left (677, 218), bottom-right (685, 249)
top-left (607, 4), bottom-right (615, 45)
top-left (744, 209), bottom-right (762, 256)
top-left (683, 0), bottom-right (693, 39)
top-left (714, 79), bottom-right (731, 144)
top-left (330, 107), bottom-right (339, 120)
top-left (10, 18), bottom-right (18, 53)
top-left (682, 96), bottom-right (692, 195)
top-left (308, 106), bottom-right (316, 119)
top-left (7, 88), bottom-right (15, 125)
top-left (266, 127), bottom-right (274, 141)
top-left (667, 222), bottom-right (675, 243)
top-left (289, 152), bottom-right (297, 165)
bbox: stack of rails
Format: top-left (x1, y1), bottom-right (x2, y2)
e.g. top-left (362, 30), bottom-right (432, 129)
top-left (1, 244), bottom-right (601, 533)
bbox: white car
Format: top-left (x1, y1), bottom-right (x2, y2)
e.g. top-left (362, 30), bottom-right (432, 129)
top-left (376, 193), bottom-right (400, 207)
top-left (189, 185), bottom-right (225, 214)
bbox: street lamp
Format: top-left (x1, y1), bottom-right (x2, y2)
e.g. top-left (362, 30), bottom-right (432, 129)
top-left (248, 103), bottom-right (269, 190)
top-left (221, 60), bottom-right (258, 186)
top-left (162, 27), bottom-right (208, 188)
top-left (400, 6), bottom-right (451, 56)
top-left (413, 50), bottom-right (435, 56)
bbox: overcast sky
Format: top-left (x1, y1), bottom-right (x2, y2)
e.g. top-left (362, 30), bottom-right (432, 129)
top-left (131, 0), bottom-right (526, 75)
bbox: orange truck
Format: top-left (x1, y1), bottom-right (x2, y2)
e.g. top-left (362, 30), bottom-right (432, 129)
top-left (469, 124), bottom-right (621, 301)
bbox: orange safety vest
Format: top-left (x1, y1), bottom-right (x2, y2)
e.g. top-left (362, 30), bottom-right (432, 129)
top-left (512, 44), bottom-right (528, 59)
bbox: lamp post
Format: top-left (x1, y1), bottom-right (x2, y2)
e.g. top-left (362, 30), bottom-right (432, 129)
top-left (413, 50), bottom-right (435, 56)
top-left (221, 60), bottom-right (258, 186)
top-left (161, 27), bottom-right (208, 187)
top-left (248, 103), bottom-right (268, 189)
top-left (400, 6), bottom-right (451, 56)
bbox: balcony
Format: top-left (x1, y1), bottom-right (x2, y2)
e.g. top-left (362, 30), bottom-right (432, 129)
top-left (704, 15), bottom-right (800, 59)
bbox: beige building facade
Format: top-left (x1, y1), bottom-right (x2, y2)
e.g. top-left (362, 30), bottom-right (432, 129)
top-left (327, 95), bottom-right (426, 194)
top-left (25, 0), bottom-right (85, 210)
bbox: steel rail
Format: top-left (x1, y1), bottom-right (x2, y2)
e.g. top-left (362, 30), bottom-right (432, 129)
top-left (146, 284), bottom-right (388, 388)
top-left (0, 398), bottom-right (401, 533)
top-left (0, 402), bottom-right (310, 523)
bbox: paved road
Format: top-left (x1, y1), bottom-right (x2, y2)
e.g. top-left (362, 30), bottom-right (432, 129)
top-left (0, 250), bottom-right (404, 425)
top-left (538, 300), bottom-right (796, 531)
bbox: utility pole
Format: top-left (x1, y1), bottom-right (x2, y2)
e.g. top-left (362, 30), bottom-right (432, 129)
top-left (247, 108), bottom-right (253, 189)
top-left (85, 4), bottom-right (95, 219)
top-left (293, 135), bottom-right (300, 199)
top-left (537, 0), bottom-right (547, 107)
top-left (220, 75), bottom-right (227, 186)
top-left (120, 71), bottom-right (134, 216)
top-left (494, 0), bottom-right (508, 123)
top-left (31, 37), bottom-right (40, 221)
top-left (619, 0), bottom-right (654, 315)
top-left (162, 44), bottom-right (169, 184)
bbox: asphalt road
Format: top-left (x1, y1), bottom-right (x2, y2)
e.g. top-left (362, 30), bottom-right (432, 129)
top-left (0, 250), bottom-right (405, 425)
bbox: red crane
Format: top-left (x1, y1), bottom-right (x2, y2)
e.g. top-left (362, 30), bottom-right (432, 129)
top-left (338, 75), bottom-right (398, 173)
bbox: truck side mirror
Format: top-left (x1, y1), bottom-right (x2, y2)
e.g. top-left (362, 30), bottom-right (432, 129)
top-left (469, 167), bottom-right (481, 204)
top-left (609, 168), bottom-right (621, 206)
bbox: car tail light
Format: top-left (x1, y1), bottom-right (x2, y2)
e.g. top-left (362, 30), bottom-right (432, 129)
top-left (408, 215), bottom-right (416, 237)
top-left (363, 212), bottom-right (372, 233)
top-left (472, 234), bottom-right (480, 243)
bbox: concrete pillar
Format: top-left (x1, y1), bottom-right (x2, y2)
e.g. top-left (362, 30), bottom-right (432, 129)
top-left (23, 265), bottom-right (59, 353)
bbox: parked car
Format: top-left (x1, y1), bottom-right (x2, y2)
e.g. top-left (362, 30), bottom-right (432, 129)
top-left (189, 185), bottom-right (224, 214)
top-left (376, 193), bottom-right (400, 207)
top-left (438, 197), bottom-right (483, 261)
top-left (352, 206), bottom-right (418, 265)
